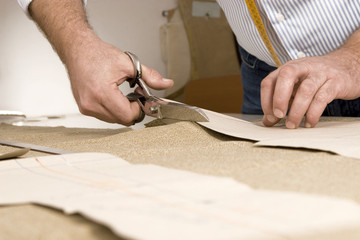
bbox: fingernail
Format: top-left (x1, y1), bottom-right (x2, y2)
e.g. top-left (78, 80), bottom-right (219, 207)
top-left (305, 122), bottom-right (312, 128)
top-left (266, 114), bottom-right (278, 123)
top-left (274, 108), bottom-right (284, 118)
top-left (286, 120), bottom-right (296, 129)
top-left (162, 78), bottom-right (173, 82)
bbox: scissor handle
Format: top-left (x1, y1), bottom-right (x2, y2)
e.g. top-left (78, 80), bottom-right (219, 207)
top-left (124, 51), bottom-right (152, 98)
top-left (126, 92), bottom-right (146, 123)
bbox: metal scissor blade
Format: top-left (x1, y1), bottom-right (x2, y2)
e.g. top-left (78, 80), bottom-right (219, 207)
top-left (157, 100), bottom-right (209, 122)
top-left (127, 93), bottom-right (209, 122)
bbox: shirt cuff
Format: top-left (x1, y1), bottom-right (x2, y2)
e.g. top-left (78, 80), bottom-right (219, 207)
top-left (17, 0), bottom-right (32, 14)
top-left (17, 0), bottom-right (88, 16)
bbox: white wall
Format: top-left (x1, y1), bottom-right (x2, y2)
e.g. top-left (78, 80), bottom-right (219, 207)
top-left (0, 0), bottom-right (177, 116)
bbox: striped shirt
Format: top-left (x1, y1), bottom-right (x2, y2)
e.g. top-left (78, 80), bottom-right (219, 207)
top-left (217, 0), bottom-right (360, 67)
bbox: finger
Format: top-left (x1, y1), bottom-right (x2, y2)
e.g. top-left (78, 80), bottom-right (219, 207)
top-left (78, 83), bottom-right (142, 126)
top-left (304, 80), bottom-right (337, 128)
top-left (285, 76), bottom-right (323, 129)
top-left (78, 97), bottom-right (124, 124)
top-left (261, 70), bottom-right (281, 126)
top-left (141, 64), bottom-right (174, 90)
top-left (74, 84), bottom-right (118, 123)
top-left (101, 84), bottom-right (142, 125)
top-left (272, 63), bottom-right (310, 119)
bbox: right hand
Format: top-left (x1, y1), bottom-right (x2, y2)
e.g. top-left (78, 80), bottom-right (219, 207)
top-left (64, 36), bottom-right (174, 126)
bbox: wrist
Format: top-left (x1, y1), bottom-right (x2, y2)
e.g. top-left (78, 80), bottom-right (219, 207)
top-left (61, 27), bottom-right (100, 66)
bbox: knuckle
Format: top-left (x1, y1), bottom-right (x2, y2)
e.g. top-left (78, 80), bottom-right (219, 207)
top-left (121, 114), bottom-right (135, 125)
top-left (278, 65), bottom-right (296, 79)
top-left (117, 103), bottom-right (140, 125)
top-left (77, 98), bottom-right (93, 115)
top-left (331, 81), bottom-right (343, 96)
top-left (297, 81), bottom-right (316, 97)
top-left (305, 108), bottom-right (323, 127)
top-left (314, 89), bottom-right (331, 104)
top-left (260, 78), bottom-right (272, 90)
top-left (306, 113), bottom-right (318, 125)
top-left (77, 91), bottom-right (102, 116)
top-left (148, 68), bottom-right (162, 82)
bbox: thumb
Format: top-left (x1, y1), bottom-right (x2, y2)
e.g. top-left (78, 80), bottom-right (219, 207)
top-left (141, 64), bottom-right (174, 90)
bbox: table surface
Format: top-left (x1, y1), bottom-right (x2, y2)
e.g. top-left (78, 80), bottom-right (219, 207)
top-left (1, 113), bottom-right (360, 240)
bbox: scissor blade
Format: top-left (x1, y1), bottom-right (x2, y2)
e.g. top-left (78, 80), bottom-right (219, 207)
top-left (128, 94), bottom-right (209, 122)
top-left (158, 101), bottom-right (209, 122)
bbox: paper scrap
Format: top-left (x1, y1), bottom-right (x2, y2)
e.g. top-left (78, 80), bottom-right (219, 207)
top-left (1, 152), bottom-right (360, 240)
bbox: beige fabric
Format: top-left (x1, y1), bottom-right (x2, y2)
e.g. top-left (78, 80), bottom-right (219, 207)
top-left (2, 121), bottom-right (360, 202)
top-left (1, 120), bottom-right (360, 239)
top-left (0, 204), bottom-right (123, 240)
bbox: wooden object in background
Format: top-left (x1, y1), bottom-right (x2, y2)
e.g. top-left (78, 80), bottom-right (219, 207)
top-left (185, 74), bottom-right (243, 113)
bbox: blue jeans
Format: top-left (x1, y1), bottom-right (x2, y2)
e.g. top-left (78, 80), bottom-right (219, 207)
top-left (238, 46), bottom-right (360, 117)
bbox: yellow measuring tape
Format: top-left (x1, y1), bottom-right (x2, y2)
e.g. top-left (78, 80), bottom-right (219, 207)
top-left (245, 0), bottom-right (282, 67)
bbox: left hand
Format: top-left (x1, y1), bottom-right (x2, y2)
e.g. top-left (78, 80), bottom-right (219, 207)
top-left (261, 48), bottom-right (360, 128)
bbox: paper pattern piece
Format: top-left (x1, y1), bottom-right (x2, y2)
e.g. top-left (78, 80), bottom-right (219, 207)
top-left (1, 152), bottom-right (360, 240)
top-left (199, 110), bottom-right (360, 159)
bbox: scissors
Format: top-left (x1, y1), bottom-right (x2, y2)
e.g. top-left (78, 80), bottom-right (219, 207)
top-left (124, 51), bottom-right (209, 123)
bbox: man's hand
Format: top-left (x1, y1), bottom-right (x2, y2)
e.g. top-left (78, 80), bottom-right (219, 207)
top-left (261, 29), bottom-right (360, 129)
top-left (29, 0), bottom-right (173, 125)
top-left (65, 37), bottom-right (173, 125)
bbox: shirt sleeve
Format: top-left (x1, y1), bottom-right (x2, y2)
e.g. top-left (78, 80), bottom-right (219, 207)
top-left (17, 0), bottom-right (32, 13)
top-left (17, 0), bottom-right (88, 15)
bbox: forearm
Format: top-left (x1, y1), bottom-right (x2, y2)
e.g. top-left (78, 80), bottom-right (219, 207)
top-left (28, 0), bottom-right (97, 64)
top-left (26, 0), bottom-right (173, 125)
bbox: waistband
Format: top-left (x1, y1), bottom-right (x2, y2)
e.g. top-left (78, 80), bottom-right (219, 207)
top-left (238, 46), bottom-right (277, 73)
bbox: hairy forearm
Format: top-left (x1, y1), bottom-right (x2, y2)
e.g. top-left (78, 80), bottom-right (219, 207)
top-left (29, 0), bottom-right (97, 64)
